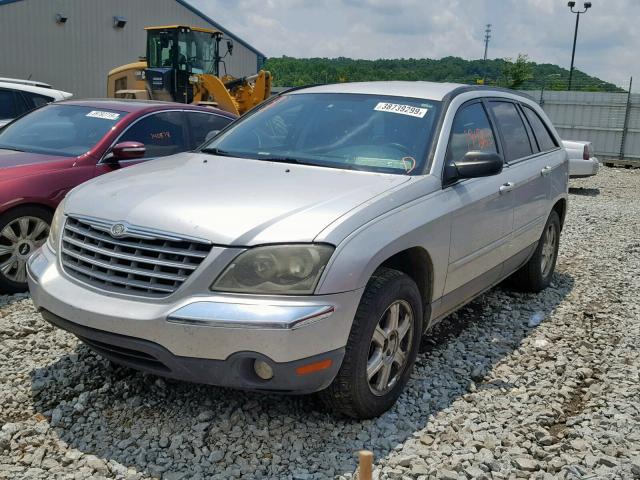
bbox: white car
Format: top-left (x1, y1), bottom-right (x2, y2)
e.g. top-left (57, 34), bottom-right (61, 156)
top-left (0, 77), bottom-right (73, 127)
top-left (562, 139), bottom-right (599, 178)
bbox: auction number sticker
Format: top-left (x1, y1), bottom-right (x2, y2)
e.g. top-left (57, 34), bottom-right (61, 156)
top-left (86, 110), bottom-right (121, 120)
top-left (374, 102), bottom-right (429, 118)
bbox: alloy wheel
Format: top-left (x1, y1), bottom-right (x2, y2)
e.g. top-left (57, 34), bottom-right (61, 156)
top-left (540, 223), bottom-right (557, 278)
top-left (0, 216), bottom-right (49, 283)
top-left (367, 299), bottom-right (414, 396)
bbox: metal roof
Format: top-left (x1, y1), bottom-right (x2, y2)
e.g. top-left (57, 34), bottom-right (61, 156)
top-left (0, 0), bottom-right (266, 59)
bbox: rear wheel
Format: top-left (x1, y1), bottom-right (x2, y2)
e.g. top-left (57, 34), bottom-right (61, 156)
top-left (510, 210), bottom-right (560, 292)
top-left (0, 207), bottom-right (51, 293)
top-left (320, 268), bottom-right (423, 419)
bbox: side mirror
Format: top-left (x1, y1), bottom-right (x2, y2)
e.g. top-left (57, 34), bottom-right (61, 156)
top-left (106, 141), bottom-right (145, 163)
top-left (445, 151), bottom-right (503, 184)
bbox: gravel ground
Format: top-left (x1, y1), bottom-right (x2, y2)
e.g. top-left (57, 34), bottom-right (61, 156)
top-left (1, 166), bottom-right (639, 480)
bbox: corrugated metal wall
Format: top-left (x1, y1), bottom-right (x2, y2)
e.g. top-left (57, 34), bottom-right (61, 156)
top-left (521, 90), bottom-right (640, 162)
top-left (0, 0), bottom-right (260, 98)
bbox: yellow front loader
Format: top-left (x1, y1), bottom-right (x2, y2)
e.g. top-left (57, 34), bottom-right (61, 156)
top-left (107, 26), bottom-right (271, 116)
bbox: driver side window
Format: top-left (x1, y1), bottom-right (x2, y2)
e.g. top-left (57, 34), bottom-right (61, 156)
top-left (118, 111), bottom-right (186, 159)
top-left (446, 102), bottom-right (497, 165)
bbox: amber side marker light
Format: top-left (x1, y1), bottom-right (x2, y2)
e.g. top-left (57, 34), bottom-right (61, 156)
top-left (295, 359), bottom-right (333, 376)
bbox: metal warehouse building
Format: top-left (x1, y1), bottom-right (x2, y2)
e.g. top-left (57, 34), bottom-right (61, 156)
top-left (0, 0), bottom-right (266, 98)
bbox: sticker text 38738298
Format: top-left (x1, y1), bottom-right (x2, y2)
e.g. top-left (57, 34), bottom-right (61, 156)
top-left (86, 110), bottom-right (121, 121)
top-left (374, 102), bottom-right (429, 118)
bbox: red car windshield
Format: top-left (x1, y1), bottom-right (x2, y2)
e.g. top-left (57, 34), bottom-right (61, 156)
top-left (0, 104), bottom-right (127, 157)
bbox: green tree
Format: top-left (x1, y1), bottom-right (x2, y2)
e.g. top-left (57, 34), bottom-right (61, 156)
top-left (501, 54), bottom-right (533, 89)
top-left (263, 55), bottom-right (622, 92)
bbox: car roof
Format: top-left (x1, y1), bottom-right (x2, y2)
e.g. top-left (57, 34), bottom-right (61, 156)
top-left (290, 81), bottom-right (466, 101)
top-left (288, 81), bottom-right (532, 103)
top-left (0, 81), bottom-right (70, 98)
top-left (0, 77), bottom-right (52, 88)
top-left (52, 99), bottom-right (237, 117)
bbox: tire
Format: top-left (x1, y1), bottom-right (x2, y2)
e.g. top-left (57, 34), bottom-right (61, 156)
top-left (319, 268), bottom-right (423, 419)
top-left (0, 206), bottom-right (52, 293)
top-left (510, 210), bottom-right (561, 293)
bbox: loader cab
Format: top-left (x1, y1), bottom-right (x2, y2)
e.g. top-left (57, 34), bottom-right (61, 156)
top-left (145, 26), bottom-right (224, 103)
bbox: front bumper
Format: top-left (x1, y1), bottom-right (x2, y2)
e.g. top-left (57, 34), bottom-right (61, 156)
top-left (28, 246), bottom-right (363, 392)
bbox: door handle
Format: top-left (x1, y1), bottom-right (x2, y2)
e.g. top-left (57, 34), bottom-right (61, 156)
top-left (541, 165), bottom-right (553, 176)
top-left (499, 182), bottom-right (514, 194)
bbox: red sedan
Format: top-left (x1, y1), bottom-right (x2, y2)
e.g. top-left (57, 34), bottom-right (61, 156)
top-left (0, 99), bottom-right (236, 292)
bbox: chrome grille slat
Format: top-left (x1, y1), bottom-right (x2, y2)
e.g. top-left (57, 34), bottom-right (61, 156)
top-left (61, 217), bottom-right (212, 297)
top-left (64, 223), bottom-right (209, 259)
top-left (62, 262), bottom-right (175, 294)
top-left (62, 235), bottom-right (198, 271)
top-left (61, 247), bottom-right (188, 282)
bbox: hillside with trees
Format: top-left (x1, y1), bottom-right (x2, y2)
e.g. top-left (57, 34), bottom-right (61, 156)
top-left (264, 55), bottom-right (622, 91)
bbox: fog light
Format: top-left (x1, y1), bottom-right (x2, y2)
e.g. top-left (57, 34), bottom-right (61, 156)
top-left (253, 360), bottom-right (273, 380)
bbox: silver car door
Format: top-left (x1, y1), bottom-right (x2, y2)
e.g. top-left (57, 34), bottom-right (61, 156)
top-left (442, 100), bottom-right (515, 300)
top-left (489, 101), bottom-right (564, 266)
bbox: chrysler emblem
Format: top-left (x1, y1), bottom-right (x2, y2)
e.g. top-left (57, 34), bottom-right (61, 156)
top-left (110, 223), bottom-right (126, 238)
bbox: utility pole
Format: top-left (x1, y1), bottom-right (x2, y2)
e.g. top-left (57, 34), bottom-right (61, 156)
top-left (567, 2), bottom-right (592, 91)
top-left (483, 24), bottom-right (491, 84)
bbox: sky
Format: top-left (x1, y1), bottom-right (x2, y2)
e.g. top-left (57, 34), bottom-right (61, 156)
top-left (189, 0), bottom-right (638, 91)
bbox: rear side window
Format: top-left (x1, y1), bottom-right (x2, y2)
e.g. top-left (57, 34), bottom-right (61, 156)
top-left (521, 105), bottom-right (557, 152)
top-left (22, 91), bottom-right (55, 110)
top-left (186, 112), bottom-right (233, 148)
top-left (119, 111), bottom-right (187, 159)
top-left (489, 101), bottom-right (533, 162)
top-left (0, 90), bottom-right (17, 119)
top-left (446, 102), bottom-right (497, 164)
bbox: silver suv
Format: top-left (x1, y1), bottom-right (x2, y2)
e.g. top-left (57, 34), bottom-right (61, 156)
top-left (28, 82), bottom-right (568, 418)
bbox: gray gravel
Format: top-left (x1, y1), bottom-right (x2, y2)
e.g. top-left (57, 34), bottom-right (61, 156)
top-left (1, 166), bottom-right (640, 480)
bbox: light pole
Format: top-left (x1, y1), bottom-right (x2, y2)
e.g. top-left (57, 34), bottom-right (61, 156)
top-left (567, 1), bottom-right (592, 91)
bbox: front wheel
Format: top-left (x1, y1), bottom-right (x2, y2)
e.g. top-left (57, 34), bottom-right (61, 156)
top-left (320, 268), bottom-right (423, 419)
top-left (0, 207), bottom-right (52, 293)
top-left (510, 210), bottom-right (561, 292)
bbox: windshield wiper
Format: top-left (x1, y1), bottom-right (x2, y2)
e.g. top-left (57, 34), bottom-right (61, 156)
top-left (257, 156), bottom-right (306, 165)
top-left (200, 147), bottom-right (236, 157)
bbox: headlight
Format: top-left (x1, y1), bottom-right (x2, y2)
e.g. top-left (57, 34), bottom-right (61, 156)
top-left (212, 244), bottom-right (334, 295)
top-left (46, 199), bottom-right (66, 252)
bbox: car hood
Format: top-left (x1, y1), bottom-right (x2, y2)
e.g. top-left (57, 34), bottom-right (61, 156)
top-left (0, 149), bottom-right (65, 170)
top-left (66, 153), bottom-right (411, 246)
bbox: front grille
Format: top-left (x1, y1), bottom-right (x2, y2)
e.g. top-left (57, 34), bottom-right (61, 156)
top-left (61, 216), bottom-right (212, 297)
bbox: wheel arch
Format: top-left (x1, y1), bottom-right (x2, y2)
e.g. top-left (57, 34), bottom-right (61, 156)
top-left (377, 247), bottom-right (434, 316)
top-left (552, 198), bottom-right (567, 230)
top-left (0, 202), bottom-right (55, 219)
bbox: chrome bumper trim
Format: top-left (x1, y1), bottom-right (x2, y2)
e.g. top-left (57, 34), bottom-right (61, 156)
top-left (167, 302), bottom-right (335, 330)
top-left (26, 247), bottom-right (48, 284)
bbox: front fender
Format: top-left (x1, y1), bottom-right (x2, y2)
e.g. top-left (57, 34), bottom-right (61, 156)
top-left (315, 187), bottom-right (452, 303)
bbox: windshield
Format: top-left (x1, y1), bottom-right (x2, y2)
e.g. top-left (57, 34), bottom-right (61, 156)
top-left (147, 29), bottom-right (217, 75)
top-left (0, 105), bottom-right (126, 157)
top-left (203, 93), bottom-right (441, 175)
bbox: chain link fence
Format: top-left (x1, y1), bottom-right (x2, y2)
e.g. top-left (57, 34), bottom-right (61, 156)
top-left (521, 83), bottom-right (639, 164)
